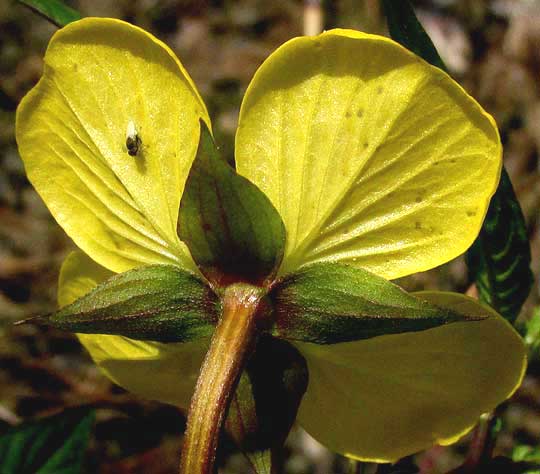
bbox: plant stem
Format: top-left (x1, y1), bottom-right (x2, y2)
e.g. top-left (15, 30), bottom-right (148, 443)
top-left (349, 460), bottom-right (361, 474)
top-left (304, 0), bottom-right (323, 36)
top-left (464, 416), bottom-right (491, 469)
top-left (459, 408), bottom-right (503, 472)
top-left (179, 284), bottom-right (264, 474)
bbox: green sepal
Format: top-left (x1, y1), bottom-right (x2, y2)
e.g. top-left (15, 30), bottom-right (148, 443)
top-left (39, 264), bottom-right (219, 342)
top-left (17, 0), bottom-right (82, 28)
top-left (270, 263), bottom-right (484, 344)
top-left (0, 407), bottom-right (94, 474)
top-left (466, 169), bottom-right (533, 323)
top-left (224, 336), bottom-right (308, 473)
top-left (382, 0), bottom-right (533, 324)
top-left (178, 121), bottom-right (286, 287)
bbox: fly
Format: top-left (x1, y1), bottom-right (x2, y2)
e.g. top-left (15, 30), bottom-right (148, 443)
top-left (126, 120), bottom-right (142, 156)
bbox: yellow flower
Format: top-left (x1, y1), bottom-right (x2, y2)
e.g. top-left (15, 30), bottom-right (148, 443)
top-left (16, 18), bottom-right (525, 462)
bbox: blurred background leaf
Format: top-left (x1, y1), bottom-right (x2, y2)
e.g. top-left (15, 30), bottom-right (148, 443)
top-left (523, 307), bottom-right (540, 360)
top-left (513, 445), bottom-right (540, 464)
top-left (0, 407), bottom-right (94, 474)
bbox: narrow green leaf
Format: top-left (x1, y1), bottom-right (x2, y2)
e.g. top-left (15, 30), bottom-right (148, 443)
top-left (224, 337), bottom-right (308, 473)
top-left (382, 1), bottom-right (533, 324)
top-left (179, 121), bottom-right (286, 286)
top-left (0, 408), bottom-right (93, 474)
top-left (40, 264), bottom-right (219, 342)
top-left (467, 169), bottom-right (533, 323)
top-left (270, 263), bottom-right (482, 344)
top-left (17, 0), bottom-right (81, 28)
top-left (381, 0), bottom-right (447, 72)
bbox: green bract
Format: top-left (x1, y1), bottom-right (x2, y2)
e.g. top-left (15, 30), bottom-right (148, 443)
top-left (178, 122), bottom-right (286, 286)
top-left (270, 262), bottom-right (483, 344)
top-left (47, 264), bottom-right (219, 342)
top-left (16, 18), bottom-right (526, 462)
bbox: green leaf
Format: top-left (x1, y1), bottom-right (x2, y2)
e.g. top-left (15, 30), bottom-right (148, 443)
top-left (40, 264), bottom-right (219, 342)
top-left (224, 336), bottom-right (308, 474)
top-left (523, 308), bottom-right (540, 360)
top-left (514, 446), bottom-right (540, 464)
top-left (467, 169), bottom-right (533, 323)
top-left (17, 0), bottom-right (82, 28)
top-left (381, 0), bottom-right (447, 72)
top-left (178, 121), bottom-right (286, 286)
top-left (270, 263), bottom-right (482, 344)
top-left (0, 408), bottom-right (93, 474)
top-left (382, 0), bottom-right (533, 324)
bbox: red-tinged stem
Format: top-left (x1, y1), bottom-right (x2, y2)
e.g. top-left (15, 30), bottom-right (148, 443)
top-left (461, 412), bottom-right (500, 471)
top-left (179, 283), bottom-right (264, 474)
top-left (448, 407), bottom-right (504, 474)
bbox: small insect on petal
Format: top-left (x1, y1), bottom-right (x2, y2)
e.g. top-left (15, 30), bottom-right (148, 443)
top-left (126, 120), bottom-right (142, 157)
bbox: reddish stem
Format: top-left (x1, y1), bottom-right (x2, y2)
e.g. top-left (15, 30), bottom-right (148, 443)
top-left (179, 284), bottom-right (263, 474)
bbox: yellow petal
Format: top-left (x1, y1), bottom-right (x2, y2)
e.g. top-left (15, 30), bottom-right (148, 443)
top-left (294, 291), bottom-right (526, 462)
top-left (236, 29), bottom-right (501, 279)
top-left (58, 251), bottom-right (207, 408)
top-left (17, 18), bottom-right (210, 273)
